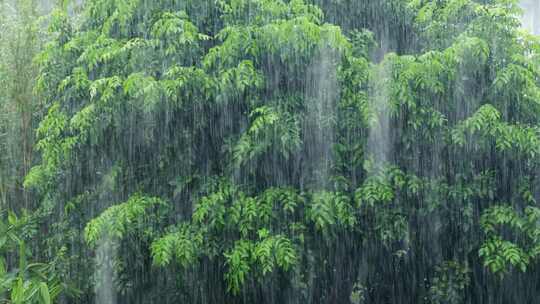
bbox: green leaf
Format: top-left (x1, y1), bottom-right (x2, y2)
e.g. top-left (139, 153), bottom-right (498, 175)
top-left (11, 278), bottom-right (24, 304)
top-left (39, 282), bottom-right (51, 304)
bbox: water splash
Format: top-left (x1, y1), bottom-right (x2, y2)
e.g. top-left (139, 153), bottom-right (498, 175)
top-left (94, 237), bottom-right (117, 304)
top-left (367, 61), bottom-right (391, 169)
top-left (304, 45), bottom-right (340, 189)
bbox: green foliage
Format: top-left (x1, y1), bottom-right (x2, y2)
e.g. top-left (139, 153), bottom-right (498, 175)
top-left (429, 261), bottom-right (470, 304)
top-left (151, 11), bottom-right (205, 57)
top-left (217, 0), bottom-right (323, 26)
top-left (222, 233), bottom-right (297, 294)
top-left (355, 173), bottom-right (395, 208)
top-left (151, 225), bottom-right (202, 268)
top-left (410, 0), bottom-right (521, 50)
top-left (479, 236), bottom-right (530, 274)
top-left (84, 195), bottom-right (168, 247)
top-left (232, 105), bottom-right (302, 167)
top-left (307, 191), bottom-right (356, 231)
top-left (479, 205), bottom-right (540, 274)
top-left (349, 282), bottom-right (367, 304)
top-left (6, 0), bottom-right (540, 302)
top-left (151, 180), bottom-right (360, 294)
top-left (452, 104), bottom-right (540, 157)
top-left (0, 211), bottom-right (68, 304)
top-left (223, 240), bottom-right (253, 294)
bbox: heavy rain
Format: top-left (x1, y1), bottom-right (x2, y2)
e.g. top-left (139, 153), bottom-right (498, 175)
top-left (1, 0), bottom-right (539, 303)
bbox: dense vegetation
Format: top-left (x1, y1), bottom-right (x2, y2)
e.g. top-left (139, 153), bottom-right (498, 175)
top-left (1, 0), bottom-right (540, 303)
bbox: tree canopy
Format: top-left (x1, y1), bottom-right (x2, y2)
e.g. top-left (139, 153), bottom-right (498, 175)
top-left (1, 0), bottom-right (540, 303)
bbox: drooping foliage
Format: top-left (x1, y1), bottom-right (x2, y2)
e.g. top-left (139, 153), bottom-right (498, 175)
top-left (1, 0), bottom-right (540, 303)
